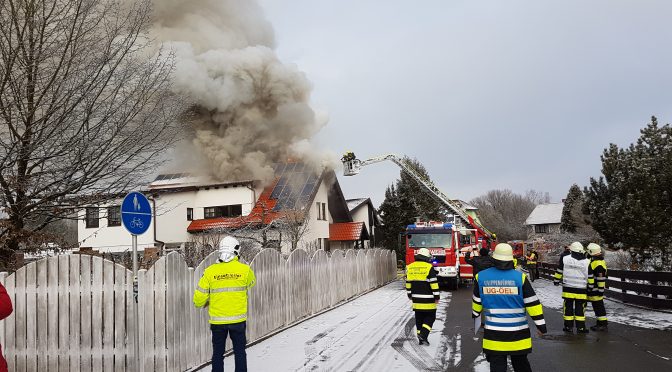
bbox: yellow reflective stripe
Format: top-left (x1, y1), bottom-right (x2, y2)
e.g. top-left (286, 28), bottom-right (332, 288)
top-left (575, 315), bottom-right (586, 321)
top-left (563, 315), bottom-right (574, 320)
top-left (210, 286), bottom-right (247, 293)
top-left (405, 282), bottom-right (412, 289)
top-left (472, 302), bottom-right (483, 312)
top-left (562, 292), bottom-right (587, 300)
top-left (587, 296), bottom-right (603, 301)
top-left (422, 324), bottom-right (432, 331)
top-left (413, 303), bottom-right (437, 310)
top-left (597, 316), bottom-right (608, 321)
top-left (430, 283), bottom-right (439, 290)
top-left (553, 273), bottom-right (562, 280)
top-left (211, 314), bottom-right (247, 322)
top-left (483, 338), bottom-right (531, 352)
top-left (526, 304), bottom-right (543, 317)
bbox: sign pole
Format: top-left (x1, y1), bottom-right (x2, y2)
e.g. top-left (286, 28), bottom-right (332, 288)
top-left (132, 234), bottom-right (140, 370)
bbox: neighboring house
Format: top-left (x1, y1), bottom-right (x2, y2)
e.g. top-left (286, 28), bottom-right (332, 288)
top-left (345, 198), bottom-right (381, 248)
top-left (524, 202), bottom-right (564, 239)
top-left (77, 163), bottom-right (370, 254)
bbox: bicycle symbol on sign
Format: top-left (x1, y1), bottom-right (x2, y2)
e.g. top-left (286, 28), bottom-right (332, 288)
top-left (130, 217), bottom-right (144, 229)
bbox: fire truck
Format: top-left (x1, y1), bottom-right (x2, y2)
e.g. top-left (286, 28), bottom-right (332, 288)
top-left (342, 153), bottom-right (497, 289)
top-left (404, 221), bottom-right (486, 289)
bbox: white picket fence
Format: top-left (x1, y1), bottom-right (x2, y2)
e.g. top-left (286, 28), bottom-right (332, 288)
top-left (0, 248), bottom-right (397, 372)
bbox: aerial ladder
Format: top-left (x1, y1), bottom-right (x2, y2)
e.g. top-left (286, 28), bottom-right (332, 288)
top-left (341, 153), bottom-right (497, 242)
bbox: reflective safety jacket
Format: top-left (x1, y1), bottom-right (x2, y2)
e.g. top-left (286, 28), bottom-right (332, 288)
top-left (553, 252), bottom-right (594, 300)
top-left (472, 264), bottom-right (546, 355)
top-left (526, 251), bottom-right (538, 265)
top-left (405, 260), bottom-right (440, 311)
top-left (588, 256), bottom-right (607, 301)
top-left (193, 257), bottom-right (256, 324)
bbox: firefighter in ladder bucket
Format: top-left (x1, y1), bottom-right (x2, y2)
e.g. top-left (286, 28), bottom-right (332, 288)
top-left (405, 247), bottom-right (440, 345)
top-left (472, 243), bottom-right (547, 372)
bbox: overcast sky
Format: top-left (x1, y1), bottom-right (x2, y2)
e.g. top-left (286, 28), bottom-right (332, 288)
top-left (259, 0), bottom-right (672, 207)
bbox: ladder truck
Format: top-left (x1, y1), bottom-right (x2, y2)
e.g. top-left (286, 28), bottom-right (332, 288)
top-left (342, 153), bottom-right (497, 289)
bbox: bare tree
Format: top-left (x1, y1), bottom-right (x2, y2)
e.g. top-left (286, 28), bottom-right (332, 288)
top-left (0, 0), bottom-right (182, 260)
top-left (275, 209), bottom-right (310, 253)
top-left (471, 189), bottom-right (549, 241)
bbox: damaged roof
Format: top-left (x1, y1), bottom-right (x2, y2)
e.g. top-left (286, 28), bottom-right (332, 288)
top-left (187, 162), bottom-right (351, 233)
top-left (525, 202), bottom-right (564, 225)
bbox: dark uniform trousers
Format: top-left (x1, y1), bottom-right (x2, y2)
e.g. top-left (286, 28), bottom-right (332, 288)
top-left (486, 354), bottom-right (532, 372)
top-left (563, 298), bottom-right (586, 329)
top-left (414, 310), bottom-right (436, 340)
top-left (591, 299), bottom-right (607, 325)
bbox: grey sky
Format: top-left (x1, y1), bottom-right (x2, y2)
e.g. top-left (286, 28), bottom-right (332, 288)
top-left (259, 0), bottom-right (672, 207)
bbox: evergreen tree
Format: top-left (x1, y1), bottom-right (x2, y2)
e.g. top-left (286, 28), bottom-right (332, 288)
top-left (560, 184), bottom-right (582, 233)
top-left (377, 158), bottom-right (446, 260)
top-left (584, 116), bottom-right (672, 269)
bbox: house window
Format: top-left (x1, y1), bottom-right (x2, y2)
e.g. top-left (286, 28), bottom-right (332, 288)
top-left (534, 224), bottom-right (549, 234)
top-left (86, 207), bottom-right (99, 228)
top-left (107, 206), bottom-right (121, 227)
top-left (316, 202), bottom-right (327, 221)
top-left (204, 205), bottom-right (243, 219)
top-left (187, 208), bottom-right (193, 221)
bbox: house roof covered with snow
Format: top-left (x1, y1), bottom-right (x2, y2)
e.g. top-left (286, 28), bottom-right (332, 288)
top-left (346, 198), bottom-right (369, 212)
top-left (148, 172), bottom-right (255, 191)
top-left (525, 203), bottom-right (564, 225)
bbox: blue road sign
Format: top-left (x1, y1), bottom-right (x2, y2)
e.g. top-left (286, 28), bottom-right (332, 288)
top-left (121, 191), bottom-right (152, 235)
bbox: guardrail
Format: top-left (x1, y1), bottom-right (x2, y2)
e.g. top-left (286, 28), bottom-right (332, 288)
top-left (537, 262), bottom-right (672, 310)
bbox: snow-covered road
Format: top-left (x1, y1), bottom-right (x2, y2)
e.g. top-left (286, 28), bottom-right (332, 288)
top-left (224, 281), bottom-right (461, 371)
top-left (211, 279), bottom-right (672, 371)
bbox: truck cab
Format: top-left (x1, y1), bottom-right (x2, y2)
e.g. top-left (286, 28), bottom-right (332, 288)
top-left (404, 221), bottom-right (464, 289)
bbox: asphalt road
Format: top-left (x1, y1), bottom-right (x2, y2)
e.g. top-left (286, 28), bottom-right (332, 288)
top-left (444, 280), bottom-right (672, 371)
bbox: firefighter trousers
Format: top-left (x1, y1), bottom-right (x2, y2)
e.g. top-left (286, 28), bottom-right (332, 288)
top-left (414, 310), bottom-right (436, 340)
top-left (590, 299), bottom-right (608, 325)
top-left (486, 354), bottom-right (531, 372)
top-left (563, 298), bottom-right (586, 329)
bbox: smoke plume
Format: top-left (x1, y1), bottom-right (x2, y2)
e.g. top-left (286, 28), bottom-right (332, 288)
top-left (150, 0), bottom-right (326, 181)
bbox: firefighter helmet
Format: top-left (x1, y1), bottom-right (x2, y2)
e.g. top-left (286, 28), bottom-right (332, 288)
top-left (586, 243), bottom-right (601, 256)
top-left (492, 243), bottom-right (513, 261)
top-left (415, 248), bottom-right (432, 259)
top-left (219, 236), bottom-right (241, 262)
top-left (569, 241), bottom-right (584, 253)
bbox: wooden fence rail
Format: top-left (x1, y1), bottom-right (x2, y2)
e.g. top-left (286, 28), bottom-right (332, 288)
top-left (0, 248), bottom-right (397, 372)
top-left (537, 262), bottom-right (672, 309)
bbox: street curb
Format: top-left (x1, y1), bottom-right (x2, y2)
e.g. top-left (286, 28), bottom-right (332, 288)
top-left (188, 279), bottom-right (400, 371)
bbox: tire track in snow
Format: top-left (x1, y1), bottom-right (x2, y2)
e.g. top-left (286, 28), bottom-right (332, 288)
top-left (299, 287), bottom-right (408, 371)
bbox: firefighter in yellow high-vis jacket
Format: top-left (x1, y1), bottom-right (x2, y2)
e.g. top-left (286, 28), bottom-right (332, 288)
top-left (406, 248), bottom-right (440, 346)
top-left (193, 236), bottom-right (256, 372)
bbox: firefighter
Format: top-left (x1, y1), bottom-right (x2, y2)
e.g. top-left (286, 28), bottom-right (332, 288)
top-left (405, 248), bottom-right (440, 345)
top-left (341, 151), bottom-right (356, 162)
top-left (465, 247), bottom-right (494, 275)
top-left (193, 237), bottom-right (256, 372)
top-left (587, 243), bottom-right (608, 331)
top-left (526, 248), bottom-right (539, 282)
top-left (472, 243), bottom-right (547, 372)
top-left (553, 241), bottom-right (594, 334)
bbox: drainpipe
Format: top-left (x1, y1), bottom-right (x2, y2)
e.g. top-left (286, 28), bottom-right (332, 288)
top-left (151, 195), bottom-right (165, 255)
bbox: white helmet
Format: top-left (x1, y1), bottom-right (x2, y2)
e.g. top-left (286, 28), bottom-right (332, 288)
top-left (586, 243), bottom-right (602, 256)
top-left (415, 248), bottom-right (432, 259)
top-left (569, 241), bottom-right (584, 253)
top-left (492, 243), bottom-right (514, 262)
top-left (219, 236), bottom-right (241, 262)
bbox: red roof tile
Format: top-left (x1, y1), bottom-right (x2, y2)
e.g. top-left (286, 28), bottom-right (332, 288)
top-left (187, 179), bottom-right (284, 233)
top-left (329, 222), bottom-right (365, 241)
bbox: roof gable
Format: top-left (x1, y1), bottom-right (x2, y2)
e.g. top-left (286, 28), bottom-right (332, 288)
top-left (525, 203), bottom-right (564, 225)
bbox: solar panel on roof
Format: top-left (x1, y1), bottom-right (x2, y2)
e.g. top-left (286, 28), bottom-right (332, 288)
top-left (268, 162), bottom-right (320, 212)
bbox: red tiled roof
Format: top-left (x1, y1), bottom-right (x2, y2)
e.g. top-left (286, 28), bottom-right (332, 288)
top-left (329, 222), bottom-right (365, 241)
top-left (187, 179), bottom-right (285, 233)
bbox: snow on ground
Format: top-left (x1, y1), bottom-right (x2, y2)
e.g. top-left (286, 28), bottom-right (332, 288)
top-left (223, 281), bottom-right (459, 371)
top-left (532, 279), bottom-right (672, 330)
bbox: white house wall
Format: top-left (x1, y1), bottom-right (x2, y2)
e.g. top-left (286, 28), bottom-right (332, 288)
top-left (77, 201), bottom-right (156, 253)
top-left (282, 178), bottom-right (331, 254)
